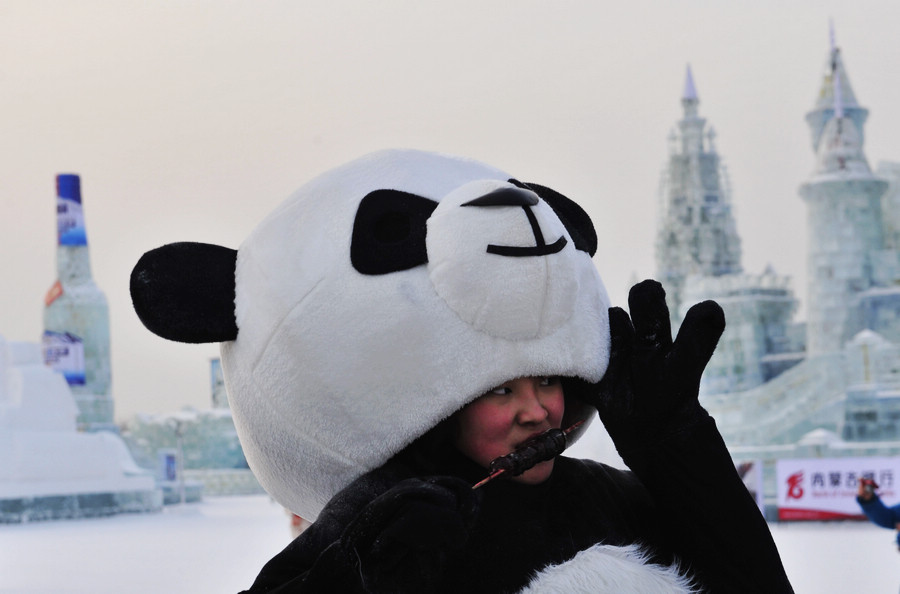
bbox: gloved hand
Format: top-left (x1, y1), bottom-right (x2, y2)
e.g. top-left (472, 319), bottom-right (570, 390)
top-left (594, 279), bottom-right (725, 460)
top-left (341, 476), bottom-right (481, 593)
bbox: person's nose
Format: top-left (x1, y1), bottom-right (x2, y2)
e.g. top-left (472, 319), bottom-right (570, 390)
top-left (515, 383), bottom-right (549, 425)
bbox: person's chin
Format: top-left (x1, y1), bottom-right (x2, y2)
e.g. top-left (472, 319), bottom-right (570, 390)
top-left (513, 459), bottom-right (555, 485)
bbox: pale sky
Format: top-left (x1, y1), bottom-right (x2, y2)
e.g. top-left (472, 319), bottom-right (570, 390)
top-left (1, 1), bottom-right (899, 421)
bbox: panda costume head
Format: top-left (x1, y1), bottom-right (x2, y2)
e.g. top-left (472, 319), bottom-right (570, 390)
top-left (131, 149), bottom-right (610, 522)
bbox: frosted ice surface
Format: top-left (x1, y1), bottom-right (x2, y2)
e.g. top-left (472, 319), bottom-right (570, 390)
top-left (0, 335), bottom-right (160, 521)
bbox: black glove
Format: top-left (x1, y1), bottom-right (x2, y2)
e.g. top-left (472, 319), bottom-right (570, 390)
top-left (592, 281), bottom-right (796, 593)
top-left (595, 279), bottom-right (725, 459)
top-left (341, 476), bottom-right (480, 593)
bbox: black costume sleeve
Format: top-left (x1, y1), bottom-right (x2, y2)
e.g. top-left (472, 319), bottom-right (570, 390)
top-left (240, 502), bottom-right (365, 592)
top-left (594, 280), bottom-right (793, 593)
top-left (621, 415), bottom-right (793, 592)
top-left (240, 470), bottom-right (479, 594)
top-left (239, 468), bottom-right (401, 593)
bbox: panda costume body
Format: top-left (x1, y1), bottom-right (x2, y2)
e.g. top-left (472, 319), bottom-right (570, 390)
top-left (131, 150), bottom-right (792, 593)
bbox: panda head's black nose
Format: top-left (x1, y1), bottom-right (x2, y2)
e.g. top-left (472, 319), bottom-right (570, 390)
top-left (461, 187), bottom-right (538, 208)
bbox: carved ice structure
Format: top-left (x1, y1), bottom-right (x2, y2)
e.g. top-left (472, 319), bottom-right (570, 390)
top-left (0, 336), bottom-right (161, 522)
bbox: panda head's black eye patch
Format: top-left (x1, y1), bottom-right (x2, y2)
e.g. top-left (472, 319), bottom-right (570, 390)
top-left (351, 189), bottom-right (438, 275)
top-left (373, 210), bottom-right (412, 243)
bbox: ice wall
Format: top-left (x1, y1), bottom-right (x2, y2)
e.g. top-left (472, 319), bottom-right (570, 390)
top-left (0, 336), bottom-right (161, 522)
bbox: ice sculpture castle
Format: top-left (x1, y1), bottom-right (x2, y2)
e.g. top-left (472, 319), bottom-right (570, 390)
top-left (662, 32), bottom-right (900, 457)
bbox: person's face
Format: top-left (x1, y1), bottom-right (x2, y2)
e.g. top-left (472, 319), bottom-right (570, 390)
top-left (452, 376), bottom-right (565, 485)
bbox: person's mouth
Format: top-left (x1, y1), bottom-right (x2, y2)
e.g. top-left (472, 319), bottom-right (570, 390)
top-left (514, 429), bottom-right (550, 450)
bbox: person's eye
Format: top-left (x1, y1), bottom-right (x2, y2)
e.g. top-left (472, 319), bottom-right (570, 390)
top-left (488, 385), bottom-right (512, 396)
top-left (539, 377), bottom-right (559, 387)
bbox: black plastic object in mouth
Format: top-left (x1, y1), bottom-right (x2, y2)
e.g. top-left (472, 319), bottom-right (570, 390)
top-left (462, 187), bottom-right (568, 258)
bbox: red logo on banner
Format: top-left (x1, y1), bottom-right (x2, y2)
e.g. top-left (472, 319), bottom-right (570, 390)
top-left (44, 280), bottom-right (63, 306)
top-left (786, 471), bottom-right (804, 500)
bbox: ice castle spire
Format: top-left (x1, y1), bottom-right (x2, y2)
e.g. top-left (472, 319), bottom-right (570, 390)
top-left (807, 24), bottom-right (874, 178)
top-left (656, 65), bottom-right (742, 325)
top-left (682, 64), bottom-right (697, 98)
top-left (831, 20), bottom-right (844, 121)
top-left (805, 22), bottom-right (866, 153)
top-left (679, 64), bottom-right (703, 153)
top-left (799, 26), bottom-right (888, 355)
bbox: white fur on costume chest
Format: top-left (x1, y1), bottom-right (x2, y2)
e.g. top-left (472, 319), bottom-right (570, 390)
top-left (520, 543), bottom-right (697, 594)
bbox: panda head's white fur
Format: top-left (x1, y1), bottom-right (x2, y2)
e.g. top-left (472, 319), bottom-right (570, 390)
top-left (131, 149), bottom-right (610, 520)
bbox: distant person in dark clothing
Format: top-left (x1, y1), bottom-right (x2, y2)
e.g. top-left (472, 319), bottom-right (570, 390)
top-left (857, 478), bottom-right (900, 549)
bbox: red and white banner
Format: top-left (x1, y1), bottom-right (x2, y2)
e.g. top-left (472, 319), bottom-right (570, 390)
top-left (776, 457), bottom-right (900, 521)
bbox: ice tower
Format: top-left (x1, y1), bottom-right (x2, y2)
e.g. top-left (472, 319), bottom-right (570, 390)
top-left (698, 27), bottom-right (900, 452)
top-left (42, 174), bottom-right (113, 431)
top-left (656, 67), bottom-right (800, 395)
top-left (656, 66), bottom-right (743, 325)
top-left (799, 31), bottom-right (889, 356)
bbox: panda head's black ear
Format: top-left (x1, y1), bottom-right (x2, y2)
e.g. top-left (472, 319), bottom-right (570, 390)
top-left (509, 180), bottom-right (598, 257)
top-left (130, 242), bottom-right (238, 344)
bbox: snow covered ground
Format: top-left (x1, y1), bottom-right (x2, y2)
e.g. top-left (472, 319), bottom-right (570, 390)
top-left (2, 494), bottom-right (899, 593)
